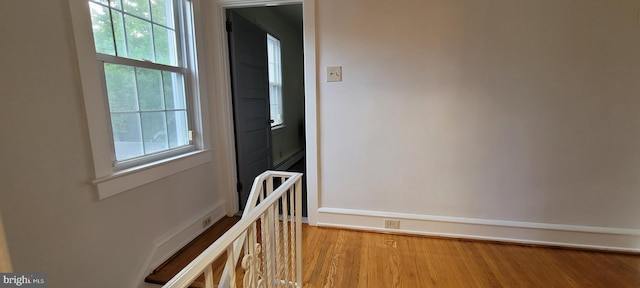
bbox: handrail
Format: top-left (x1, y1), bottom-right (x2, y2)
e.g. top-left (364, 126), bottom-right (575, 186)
top-left (163, 171), bottom-right (303, 288)
top-left (218, 170), bottom-right (298, 287)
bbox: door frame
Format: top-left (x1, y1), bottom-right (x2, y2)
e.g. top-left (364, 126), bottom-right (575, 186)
top-left (208, 0), bottom-right (319, 225)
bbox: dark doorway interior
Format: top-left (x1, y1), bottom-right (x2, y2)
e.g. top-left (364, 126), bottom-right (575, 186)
top-left (228, 5), bottom-right (307, 217)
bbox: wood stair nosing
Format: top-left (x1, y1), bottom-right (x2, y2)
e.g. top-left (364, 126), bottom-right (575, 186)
top-left (144, 216), bottom-right (241, 287)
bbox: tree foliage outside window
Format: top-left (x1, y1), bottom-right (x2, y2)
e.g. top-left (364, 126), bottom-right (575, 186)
top-left (88, 0), bottom-right (191, 166)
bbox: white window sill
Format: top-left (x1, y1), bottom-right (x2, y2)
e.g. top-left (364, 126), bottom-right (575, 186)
top-left (93, 149), bottom-right (212, 200)
top-left (271, 124), bottom-right (286, 133)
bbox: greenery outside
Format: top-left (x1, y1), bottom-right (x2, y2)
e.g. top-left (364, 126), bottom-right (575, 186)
top-left (88, 0), bottom-right (189, 161)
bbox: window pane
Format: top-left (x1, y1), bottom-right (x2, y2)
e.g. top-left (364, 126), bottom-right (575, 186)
top-left (268, 62), bottom-right (275, 82)
top-left (267, 40), bottom-right (274, 63)
top-left (112, 112), bottom-right (143, 160)
top-left (167, 110), bottom-right (188, 148)
top-left (269, 85), bottom-right (278, 106)
top-left (141, 112), bottom-right (169, 153)
top-left (125, 15), bottom-right (154, 61)
top-left (270, 84), bottom-right (283, 126)
top-left (163, 71), bottom-right (185, 109)
top-left (153, 24), bottom-right (177, 66)
top-left (89, 2), bottom-right (115, 55)
top-left (104, 63), bottom-right (138, 112)
top-left (90, 0), bottom-right (109, 5)
top-left (112, 10), bottom-right (128, 57)
top-left (123, 0), bottom-right (151, 20)
top-left (267, 34), bottom-right (283, 127)
top-left (136, 68), bottom-right (164, 111)
top-left (109, 0), bottom-right (122, 9)
top-left (87, 0), bottom-right (193, 165)
top-left (151, 0), bottom-right (174, 28)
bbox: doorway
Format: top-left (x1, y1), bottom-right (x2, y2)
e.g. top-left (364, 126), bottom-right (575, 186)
top-left (226, 5), bottom-right (307, 216)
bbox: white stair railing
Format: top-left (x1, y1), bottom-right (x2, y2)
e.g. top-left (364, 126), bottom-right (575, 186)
top-left (162, 171), bottom-right (304, 288)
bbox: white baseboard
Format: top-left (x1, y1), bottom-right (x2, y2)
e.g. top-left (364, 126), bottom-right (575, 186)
top-left (317, 207), bottom-right (640, 253)
top-left (273, 149), bottom-right (305, 171)
top-left (133, 201), bottom-right (227, 288)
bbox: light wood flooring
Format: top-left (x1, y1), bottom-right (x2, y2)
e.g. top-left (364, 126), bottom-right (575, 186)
top-left (147, 217), bottom-right (640, 287)
top-left (302, 225), bottom-right (640, 288)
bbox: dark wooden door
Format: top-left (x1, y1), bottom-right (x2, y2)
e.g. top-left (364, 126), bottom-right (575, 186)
top-left (227, 10), bottom-right (272, 210)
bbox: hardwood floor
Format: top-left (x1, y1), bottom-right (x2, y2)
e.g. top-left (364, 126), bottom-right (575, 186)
top-left (147, 219), bottom-right (640, 287)
top-left (302, 225), bottom-right (640, 288)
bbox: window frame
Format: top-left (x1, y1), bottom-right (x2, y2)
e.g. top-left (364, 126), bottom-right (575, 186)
top-left (267, 33), bottom-right (284, 129)
top-left (90, 0), bottom-right (195, 169)
top-left (69, 0), bottom-right (212, 200)
top-left (98, 59), bottom-right (195, 171)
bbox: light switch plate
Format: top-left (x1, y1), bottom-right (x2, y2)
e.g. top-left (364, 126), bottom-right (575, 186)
top-left (327, 66), bottom-right (342, 82)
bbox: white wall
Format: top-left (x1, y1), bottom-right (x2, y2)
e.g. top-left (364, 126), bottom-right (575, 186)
top-left (0, 0), bottom-right (226, 287)
top-left (316, 0), bottom-right (640, 250)
top-left (233, 6), bottom-right (306, 165)
top-left (2, 2), bottom-right (639, 286)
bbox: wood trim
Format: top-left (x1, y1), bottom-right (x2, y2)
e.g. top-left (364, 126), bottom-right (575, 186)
top-left (145, 216), bottom-right (241, 287)
top-left (273, 148), bottom-right (305, 170)
top-left (318, 207), bottom-right (640, 254)
top-left (209, 0), bottom-right (319, 223)
top-left (317, 224), bottom-right (640, 257)
top-left (320, 207), bottom-right (640, 236)
top-left (131, 202), bottom-right (226, 287)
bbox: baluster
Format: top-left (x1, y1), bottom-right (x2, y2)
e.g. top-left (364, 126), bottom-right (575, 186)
top-left (258, 179), bottom-right (268, 286)
top-left (262, 176), bottom-right (275, 287)
top-left (226, 245), bottom-right (236, 288)
top-left (260, 209), bottom-right (272, 287)
top-left (266, 176), bottom-right (273, 197)
top-left (241, 224), bottom-right (255, 288)
top-left (275, 194), bottom-right (283, 285)
top-left (283, 188), bottom-right (290, 286)
top-left (250, 222), bottom-right (258, 288)
top-left (281, 177), bottom-right (287, 282)
top-left (260, 207), bottom-right (269, 287)
top-left (268, 199), bottom-right (278, 287)
top-left (204, 265), bottom-right (214, 288)
top-left (252, 221), bottom-right (263, 288)
top-left (288, 184), bottom-right (295, 286)
top-left (295, 180), bottom-right (303, 287)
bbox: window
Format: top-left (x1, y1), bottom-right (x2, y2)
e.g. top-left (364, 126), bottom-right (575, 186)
top-left (70, 0), bottom-right (211, 199)
top-left (88, 0), bottom-right (193, 169)
top-left (267, 34), bottom-right (283, 128)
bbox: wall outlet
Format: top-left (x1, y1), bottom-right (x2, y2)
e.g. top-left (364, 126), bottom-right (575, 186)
top-left (384, 219), bottom-right (400, 229)
top-left (327, 66), bottom-right (342, 82)
top-left (202, 216), bottom-right (212, 228)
